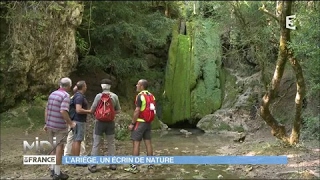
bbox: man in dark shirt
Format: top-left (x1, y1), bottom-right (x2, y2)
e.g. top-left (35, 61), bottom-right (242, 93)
top-left (71, 81), bottom-right (91, 157)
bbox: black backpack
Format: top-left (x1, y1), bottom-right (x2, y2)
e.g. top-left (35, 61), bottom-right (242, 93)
top-left (69, 92), bottom-right (79, 120)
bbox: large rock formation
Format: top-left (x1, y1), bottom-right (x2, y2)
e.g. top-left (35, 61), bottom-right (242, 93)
top-left (162, 19), bottom-right (223, 125)
top-left (0, 2), bottom-right (84, 112)
top-left (197, 69), bottom-right (264, 133)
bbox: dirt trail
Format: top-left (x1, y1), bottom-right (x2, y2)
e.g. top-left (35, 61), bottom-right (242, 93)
top-left (0, 124), bottom-right (319, 179)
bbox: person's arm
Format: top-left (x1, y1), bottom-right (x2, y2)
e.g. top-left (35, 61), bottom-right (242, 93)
top-left (43, 103), bottom-right (48, 131)
top-left (75, 95), bottom-right (91, 114)
top-left (44, 102), bottom-right (48, 124)
top-left (90, 94), bottom-right (101, 114)
top-left (132, 95), bottom-right (142, 125)
top-left (60, 96), bottom-right (74, 127)
top-left (61, 111), bottom-right (73, 126)
top-left (114, 95), bottom-right (121, 114)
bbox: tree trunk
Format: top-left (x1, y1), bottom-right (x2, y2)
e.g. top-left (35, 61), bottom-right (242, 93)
top-left (165, 2), bottom-right (169, 17)
top-left (288, 50), bottom-right (306, 145)
top-left (260, 1), bottom-right (294, 144)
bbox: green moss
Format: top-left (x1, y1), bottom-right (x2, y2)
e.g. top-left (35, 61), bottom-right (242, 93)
top-left (217, 122), bottom-right (232, 131)
top-left (190, 20), bottom-right (222, 120)
top-left (163, 19), bottom-right (223, 125)
top-left (233, 125), bottom-right (245, 132)
top-left (163, 21), bottom-right (192, 125)
top-left (191, 81), bottom-right (220, 119)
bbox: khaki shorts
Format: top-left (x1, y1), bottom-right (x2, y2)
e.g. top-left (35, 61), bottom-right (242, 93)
top-left (48, 128), bottom-right (69, 146)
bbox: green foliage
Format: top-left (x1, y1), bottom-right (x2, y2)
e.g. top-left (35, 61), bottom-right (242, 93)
top-left (33, 94), bottom-right (47, 105)
top-left (302, 115), bottom-right (320, 141)
top-left (27, 106), bottom-right (45, 125)
top-left (76, 31), bottom-right (89, 57)
top-left (289, 3), bottom-right (320, 140)
top-left (202, 2), bottom-right (277, 84)
top-left (0, 99), bottom-right (46, 130)
top-left (77, 2), bottom-right (175, 78)
top-left (115, 128), bottom-right (130, 141)
top-left (151, 117), bottom-right (162, 130)
top-left (289, 2), bottom-right (320, 100)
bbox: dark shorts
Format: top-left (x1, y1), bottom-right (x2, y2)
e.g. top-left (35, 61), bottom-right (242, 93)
top-left (131, 122), bottom-right (151, 141)
top-left (94, 120), bottom-right (115, 136)
top-left (73, 121), bottom-right (86, 141)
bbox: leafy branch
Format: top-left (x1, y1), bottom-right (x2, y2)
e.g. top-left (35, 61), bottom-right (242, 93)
top-left (259, 4), bottom-right (279, 23)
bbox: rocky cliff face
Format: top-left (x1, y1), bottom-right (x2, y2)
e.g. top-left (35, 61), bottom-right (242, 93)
top-left (0, 2), bottom-right (83, 112)
top-left (197, 69), bottom-right (263, 133)
top-left (162, 19), bottom-right (223, 125)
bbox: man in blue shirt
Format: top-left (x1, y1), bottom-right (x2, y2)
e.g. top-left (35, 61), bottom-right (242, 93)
top-left (71, 81), bottom-right (91, 157)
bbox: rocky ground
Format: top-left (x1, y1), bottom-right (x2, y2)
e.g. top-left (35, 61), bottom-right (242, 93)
top-left (0, 120), bottom-right (319, 180)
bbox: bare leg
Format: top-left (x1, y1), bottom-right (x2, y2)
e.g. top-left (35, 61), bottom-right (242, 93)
top-left (132, 141), bottom-right (140, 156)
top-left (55, 144), bottom-right (64, 175)
top-left (144, 139), bottom-right (153, 156)
top-left (72, 141), bottom-right (81, 156)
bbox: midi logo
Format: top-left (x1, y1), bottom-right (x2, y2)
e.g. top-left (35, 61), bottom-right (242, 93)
top-left (23, 137), bottom-right (56, 153)
top-left (23, 137), bottom-right (57, 165)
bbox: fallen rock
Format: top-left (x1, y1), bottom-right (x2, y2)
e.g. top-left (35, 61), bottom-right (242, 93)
top-left (180, 129), bottom-right (192, 137)
top-left (233, 132), bottom-right (247, 143)
top-left (159, 120), bottom-right (169, 130)
top-left (196, 109), bottom-right (249, 133)
top-left (245, 165), bottom-right (253, 172)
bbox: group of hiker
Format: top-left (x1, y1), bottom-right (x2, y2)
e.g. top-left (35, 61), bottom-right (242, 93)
top-left (44, 77), bottom-right (156, 180)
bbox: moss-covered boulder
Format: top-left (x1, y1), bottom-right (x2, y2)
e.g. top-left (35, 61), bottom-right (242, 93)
top-left (162, 19), bottom-right (223, 125)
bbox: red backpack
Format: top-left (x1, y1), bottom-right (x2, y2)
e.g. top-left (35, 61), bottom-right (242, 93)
top-left (94, 93), bottom-right (116, 122)
top-left (137, 92), bottom-right (156, 123)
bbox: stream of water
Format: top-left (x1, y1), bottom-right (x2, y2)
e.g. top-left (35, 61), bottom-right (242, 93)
top-left (137, 128), bottom-right (240, 179)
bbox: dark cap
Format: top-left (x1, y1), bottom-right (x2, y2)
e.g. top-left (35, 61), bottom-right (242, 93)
top-left (101, 78), bottom-right (112, 85)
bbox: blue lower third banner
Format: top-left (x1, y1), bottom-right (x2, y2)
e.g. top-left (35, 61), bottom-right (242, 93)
top-left (62, 156), bottom-right (288, 165)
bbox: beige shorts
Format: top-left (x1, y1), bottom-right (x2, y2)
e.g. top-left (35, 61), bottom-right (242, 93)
top-left (48, 128), bottom-right (69, 146)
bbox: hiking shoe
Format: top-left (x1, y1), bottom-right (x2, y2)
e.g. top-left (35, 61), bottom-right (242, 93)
top-left (50, 170), bottom-right (54, 177)
top-left (52, 172), bottom-right (69, 180)
top-left (124, 166), bottom-right (138, 174)
top-left (109, 164), bottom-right (117, 170)
top-left (88, 165), bottom-right (97, 173)
top-left (147, 165), bottom-right (154, 169)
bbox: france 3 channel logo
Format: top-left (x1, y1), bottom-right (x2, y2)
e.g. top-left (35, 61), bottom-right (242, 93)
top-left (23, 155), bottom-right (56, 165)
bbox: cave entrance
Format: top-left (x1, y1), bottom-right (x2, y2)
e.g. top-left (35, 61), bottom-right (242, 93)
top-left (168, 119), bottom-right (204, 132)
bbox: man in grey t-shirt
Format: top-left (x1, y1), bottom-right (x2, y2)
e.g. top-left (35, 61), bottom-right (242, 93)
top-left (88, 78), bottom-right (121, 173)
